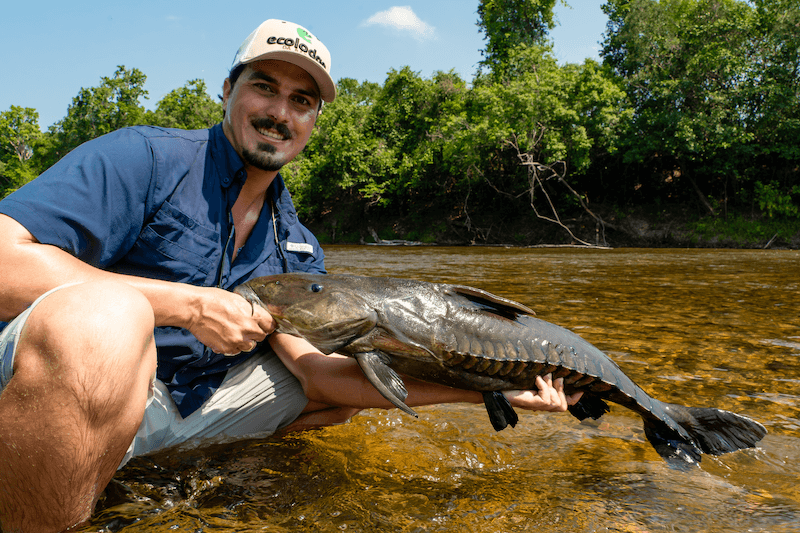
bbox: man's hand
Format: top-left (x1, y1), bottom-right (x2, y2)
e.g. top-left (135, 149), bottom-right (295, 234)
top-left (504, 374), bottom-right (583, 413)
top-left (185, 287), bottom-right (276, 356)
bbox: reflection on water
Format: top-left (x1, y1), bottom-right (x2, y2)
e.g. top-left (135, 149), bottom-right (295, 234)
top-left (86, 247), bottom-right (800, 532)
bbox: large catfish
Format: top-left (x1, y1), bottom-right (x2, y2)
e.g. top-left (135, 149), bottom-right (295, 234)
top-left (235, 273), bottom-right (766, 467)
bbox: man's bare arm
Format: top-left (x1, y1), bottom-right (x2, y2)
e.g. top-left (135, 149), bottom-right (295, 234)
top-left (0, 214), bottom-right (273, 355)
top-left (270, 332), bottom-right (583, 413)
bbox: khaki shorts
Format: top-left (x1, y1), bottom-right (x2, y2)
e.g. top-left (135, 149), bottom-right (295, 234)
top-left (0, 284), bottom-right (309, 469)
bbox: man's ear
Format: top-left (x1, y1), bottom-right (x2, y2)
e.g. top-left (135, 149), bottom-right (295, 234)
top-left (222, 78), bottom-right (232, 107)
top-left (314, 102), bottom-right (323, 127)
top-left (220, 78), bottom-right (232, 119)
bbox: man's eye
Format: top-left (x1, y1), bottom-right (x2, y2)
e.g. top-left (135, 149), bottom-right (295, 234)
top-left (254, 83), bottom-right (275, 93)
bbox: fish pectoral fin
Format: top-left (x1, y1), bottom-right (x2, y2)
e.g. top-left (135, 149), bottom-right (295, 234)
top-left (482, 391), bottom-right (519, 431)
top-left (354, 351), bottom-right (418, 418)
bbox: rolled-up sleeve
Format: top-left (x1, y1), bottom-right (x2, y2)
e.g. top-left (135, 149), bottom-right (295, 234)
top-left (0, 128), bottom-right (155, 267)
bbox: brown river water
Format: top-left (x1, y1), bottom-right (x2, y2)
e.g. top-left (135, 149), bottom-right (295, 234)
top-left (84, 246), bottom-right (800, 533)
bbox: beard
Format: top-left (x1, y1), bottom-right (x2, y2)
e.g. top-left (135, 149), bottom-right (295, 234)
top-left (242, 143), bottom-right (287, 172)
top-left (241, 118), bottom-right (294, 172)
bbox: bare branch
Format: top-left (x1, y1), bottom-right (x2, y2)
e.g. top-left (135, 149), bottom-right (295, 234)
top-left (507, 134), bottom-right (613, 248)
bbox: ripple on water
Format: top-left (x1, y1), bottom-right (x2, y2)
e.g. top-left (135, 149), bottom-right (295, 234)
top-left (84, 247), bottom-right (800, 533)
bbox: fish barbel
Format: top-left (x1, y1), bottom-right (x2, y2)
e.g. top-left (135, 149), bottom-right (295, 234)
top-left (235, 273), bottom-right (766, 467)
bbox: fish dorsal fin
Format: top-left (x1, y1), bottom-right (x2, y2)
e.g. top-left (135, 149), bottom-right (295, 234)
top-left (449, 285), bottom-right (535, 319)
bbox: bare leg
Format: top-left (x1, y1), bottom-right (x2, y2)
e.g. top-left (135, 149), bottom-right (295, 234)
top-left (0, 282), bottom-right (157, 532)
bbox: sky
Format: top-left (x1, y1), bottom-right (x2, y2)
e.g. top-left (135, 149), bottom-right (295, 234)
top-left (1, 1), bottom-right (609, 130)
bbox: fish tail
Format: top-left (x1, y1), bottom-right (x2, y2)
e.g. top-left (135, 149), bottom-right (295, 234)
top-left (643, 402), bottom-right (767, 468)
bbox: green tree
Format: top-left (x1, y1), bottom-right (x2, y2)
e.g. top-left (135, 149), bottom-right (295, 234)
top-left (365, 68), bottom-right (469, 201)
top-left (463, 0), bottom-right (632, 230)
top-left (745, 0), bottom-right (800, 164)
top-left (446, 50), bottom-right (617, 196)
top-left (146, 79), bottom-right (222, 130)
top-left (476, 0), bottom-right (563, 76)
top-left (285, 70), bottom-right (472, 219)
top-left (282, 78), bottom-right (393, 217)
top-left (0, 106), bottom-right (41, 163)
top-left (0, 106), bottom-right (43, 197)
top-left (49, 66), bottom-right (148, 161)
top-left (602, 0), bottom-right (799, 214)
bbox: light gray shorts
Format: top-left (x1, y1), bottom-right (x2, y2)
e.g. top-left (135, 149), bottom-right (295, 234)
top-left (0, 284), bottom-right (309, 468)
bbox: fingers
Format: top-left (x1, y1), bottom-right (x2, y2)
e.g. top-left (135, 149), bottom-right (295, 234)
top-left (205, 291), bottom-right (277, 357)
top-left (504, 374), bottom-right (578, 412)
top-left (217, 339), bottom-right (259, 357)
top-left (249, 300), bottom-right (277, 335)
top-left (536, 374), bottom-right (568, 412)
top-left (566, 390), bottom-right (584, 406)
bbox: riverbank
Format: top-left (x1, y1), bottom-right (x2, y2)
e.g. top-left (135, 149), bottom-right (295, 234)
top-left (305, 203), bottom-right (800, 250)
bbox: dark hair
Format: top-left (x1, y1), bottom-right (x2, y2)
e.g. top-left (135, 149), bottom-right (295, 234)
top-left (219, 65), bottom-right (246, 118)
top-left (228, 64), bottom-right (247, 91)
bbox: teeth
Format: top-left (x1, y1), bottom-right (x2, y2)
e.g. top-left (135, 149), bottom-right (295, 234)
top-left (256, 127), bottom-right (285, 141)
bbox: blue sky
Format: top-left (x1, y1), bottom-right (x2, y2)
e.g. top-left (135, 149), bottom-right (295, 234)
top-left (2, 1), bottom-right (608, 129)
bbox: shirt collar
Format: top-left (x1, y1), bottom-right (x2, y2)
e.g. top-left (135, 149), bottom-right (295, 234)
top-left (269, 173), bottom-right (299, 227)
top-left (210, 123), bottom-right (298, 227)
top-left (209, 123), bottom-right (246, 189)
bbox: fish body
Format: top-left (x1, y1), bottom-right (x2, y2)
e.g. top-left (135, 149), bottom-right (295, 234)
top-left (235, 273), bottom-right (766, 467)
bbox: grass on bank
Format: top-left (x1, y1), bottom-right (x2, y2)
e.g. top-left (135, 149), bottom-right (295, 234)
top-left (686, 213), bottom-right (800, 247)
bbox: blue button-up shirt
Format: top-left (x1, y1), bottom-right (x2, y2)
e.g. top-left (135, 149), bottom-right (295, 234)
top-left (0, 124), bottom-right (325, 416)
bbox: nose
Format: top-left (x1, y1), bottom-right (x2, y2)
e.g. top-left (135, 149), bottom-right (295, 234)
top-left (265, 94), bottom-right (291, 123)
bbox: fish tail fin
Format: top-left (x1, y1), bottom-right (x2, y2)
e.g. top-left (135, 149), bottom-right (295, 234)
top-left (482, 391), bottom-right (518, 431)
top-left (643, 403), bottom-right (767, 468)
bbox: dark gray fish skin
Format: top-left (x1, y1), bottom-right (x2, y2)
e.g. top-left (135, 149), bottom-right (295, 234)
top-left (235, 273), bottom-right (767, 467)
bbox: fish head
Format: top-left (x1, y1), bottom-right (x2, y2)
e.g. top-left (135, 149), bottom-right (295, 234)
top-left (235, 273), bottom-right (379, 354)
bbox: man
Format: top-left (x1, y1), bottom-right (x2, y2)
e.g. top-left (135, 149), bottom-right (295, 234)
top-left (0, 20), bottom-right (581, 532)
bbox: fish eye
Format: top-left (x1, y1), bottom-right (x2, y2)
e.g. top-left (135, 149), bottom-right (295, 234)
top-left (310, 284), bottom-right (323, 293)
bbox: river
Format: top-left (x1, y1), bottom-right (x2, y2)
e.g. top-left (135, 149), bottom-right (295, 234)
top-left (85, 246), bottom-right (800, 532)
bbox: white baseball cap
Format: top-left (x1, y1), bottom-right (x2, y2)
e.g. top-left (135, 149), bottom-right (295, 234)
top-left (231, 19), bottom-right (336, 102)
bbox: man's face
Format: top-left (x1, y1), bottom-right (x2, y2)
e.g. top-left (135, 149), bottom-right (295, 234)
top-left (222, 59), bottom-right (321, 173)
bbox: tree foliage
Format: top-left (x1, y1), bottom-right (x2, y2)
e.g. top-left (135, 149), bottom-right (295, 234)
top-left (3, 0), bottom-right (799, 235)
top-left (1, 65), bottom-right (224, 199)
top-left (602, 0), bottom-right (799, 212)
top-left (0, 106), bottom-right (43, 196)
top-left (145, 79), bottom-right (222, 130)
top-left (476, 0), bottom-right (563, 76)
top-left (50, 66), bottom-right (149, 160)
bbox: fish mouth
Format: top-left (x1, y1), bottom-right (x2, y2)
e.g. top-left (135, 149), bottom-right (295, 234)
top-left (233, 284), bottom-right (287, 319)
top-left (234, 284), bottom-right (263, 308)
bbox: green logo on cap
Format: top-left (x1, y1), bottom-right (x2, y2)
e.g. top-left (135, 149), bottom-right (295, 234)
top-left (297, 28), bottom-right (312, 43)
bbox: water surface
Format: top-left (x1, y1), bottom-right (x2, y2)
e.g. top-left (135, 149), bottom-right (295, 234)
top-left (87, 247), bottom-right (800, 532)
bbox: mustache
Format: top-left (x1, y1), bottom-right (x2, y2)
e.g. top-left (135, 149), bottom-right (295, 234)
top-left (252, 118), bottom-right (292, 140)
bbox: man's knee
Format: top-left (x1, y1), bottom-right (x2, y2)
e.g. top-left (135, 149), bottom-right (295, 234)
top-left (27, 280), bottom-right (154, 337)
top-left (13, 281), bottom-right (156, 416)
top-left (0, 283), bottom-right (157, 533)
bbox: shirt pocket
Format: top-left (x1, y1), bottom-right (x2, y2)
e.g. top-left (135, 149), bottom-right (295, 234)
top-left (133, 200), bottom-right (221, 283)
top-left (281, 230), bottom-right (325, 273)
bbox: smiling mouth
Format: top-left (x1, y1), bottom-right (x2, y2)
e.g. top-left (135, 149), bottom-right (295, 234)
top-left (256, 126), bottom-right (286, 141)
top-left (253, 119), bottom-right (291, 142)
